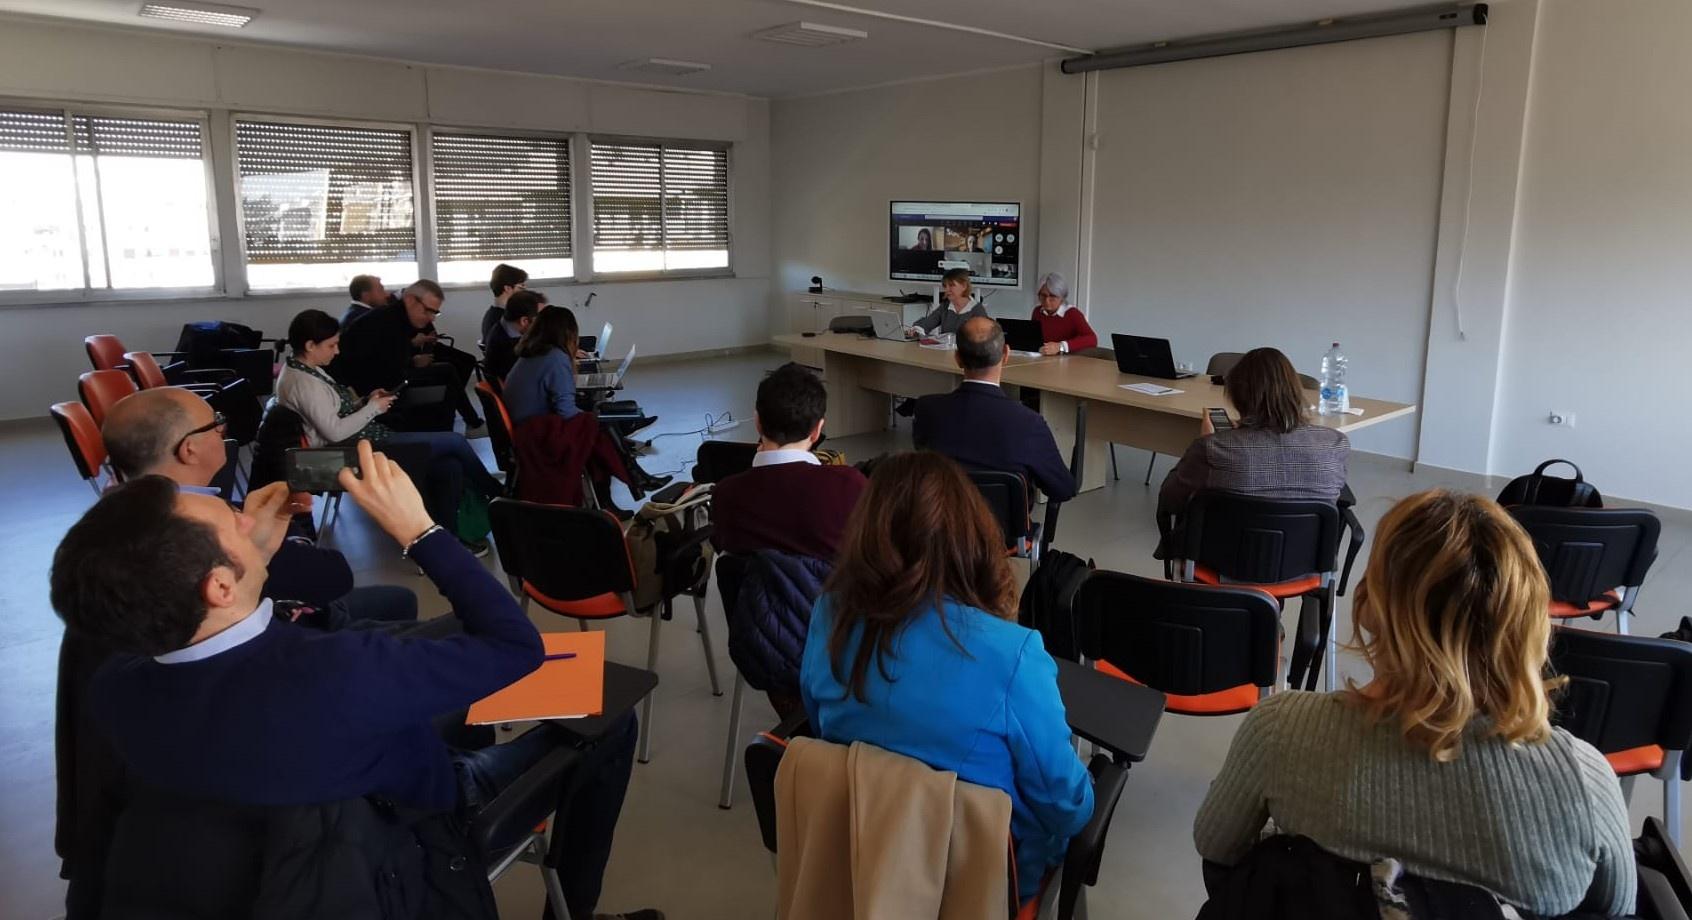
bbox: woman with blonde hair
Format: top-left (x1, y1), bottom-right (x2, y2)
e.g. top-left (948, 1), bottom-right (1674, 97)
top-left (800, 450), bottom-right (1093, 904)
top-left (1193, 489), bottom-right (1634, 916)
top-left (910, 267), bottom-right (988, 337)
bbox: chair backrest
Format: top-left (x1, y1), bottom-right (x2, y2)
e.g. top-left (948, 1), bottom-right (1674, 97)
top-left (123, 351), bottom-right (170, 390)
top-left (249, 401), bottom-right (307, 491)
top-left (715, 553), bottom-right (750, 621)
top-left (85, 334), bottom-right (128, 371)
top-left (694, 440), bottom-right (757, 484)
top-left (488, 498), bottom-right (635, 600)
top-left (78, 369), bottom-right (139, 427)
top-left (1181, 491), bottom-right (1341, 583)
top-left (51, 401), bottom-right (107, 482)
top-left (1074, 570), bottom-right (1281, 696)
top-left (1205, 352), bottom-right (1242, 376)
top-left (1510, 506), bottom-right (1659, 603)
top-left (967, 469), bottom-right (1032, 549)
top-left (473, 382), bottom-right (516, 476)
top-left (1549, 627), bottom-right (1692, 755)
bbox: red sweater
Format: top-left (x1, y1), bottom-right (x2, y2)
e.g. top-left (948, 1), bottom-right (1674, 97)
top-left (712, 462), bottom-right (868, 560)
top-left (1030, 305), bottom-right (1098, 352)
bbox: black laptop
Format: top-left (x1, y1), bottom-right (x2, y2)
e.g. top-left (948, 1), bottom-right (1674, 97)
top-left (999, 318), bottom-right (1045, 354)
top-left (1111, 334), bottom-right (1195, 380)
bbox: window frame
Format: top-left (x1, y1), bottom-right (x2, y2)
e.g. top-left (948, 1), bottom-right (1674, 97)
top-left (584, 134), bottom-right (734, 282)
top-left (230, 112), bottom-right (425, 296)
top-left (424, 123), bottom-right (580, 291)
top-left (0, 97), bottom-right (224, 306)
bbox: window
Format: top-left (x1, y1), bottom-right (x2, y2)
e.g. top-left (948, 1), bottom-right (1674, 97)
top-left (431, 131), bottom-right (573, 286)
top-left (590, 140), bottom-right (729, 275)
top-left (235, 119), bottom-right (417, 291)
top-left (0, 107), bottom-right (215, 294)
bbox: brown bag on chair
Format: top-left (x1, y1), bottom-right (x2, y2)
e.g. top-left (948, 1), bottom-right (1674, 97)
top-left (625, 484), bottom-right (714, 615)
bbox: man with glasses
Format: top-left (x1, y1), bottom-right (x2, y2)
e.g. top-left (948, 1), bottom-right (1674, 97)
top-left (333, 280), bottom-right (464, 432)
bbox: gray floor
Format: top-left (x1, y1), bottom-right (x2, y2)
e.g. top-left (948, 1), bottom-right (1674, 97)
top-left (5, 349), bottom-right (1689, 919)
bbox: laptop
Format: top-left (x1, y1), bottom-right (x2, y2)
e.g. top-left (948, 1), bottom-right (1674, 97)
top-left (579, 344), bottom-right (635, 390)
top-left (578, 321), bottom-right (613, 372)
top-left (999, 318), bottom-right (1045, 355)
top-left (864, 309), bottom-right (905, 341)
top-left (1111, 334), bottom-right (1195, 380)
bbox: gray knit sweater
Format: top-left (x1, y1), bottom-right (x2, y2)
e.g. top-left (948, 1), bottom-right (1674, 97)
top-left (1193, 691), bottom-right (1635, 916)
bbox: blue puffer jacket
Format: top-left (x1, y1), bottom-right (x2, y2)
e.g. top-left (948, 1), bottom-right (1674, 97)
top-left (726, 550), bottom-right (831, 696)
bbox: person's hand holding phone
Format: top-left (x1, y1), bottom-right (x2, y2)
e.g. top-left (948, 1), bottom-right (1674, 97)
top-left (1199, 411), bottom-right (1216, 437)
top-left (242, 481), bottom-right (313, 561)
top-left (367, 388), bottom-right (398, 413)
top-left (337, 440), bottom-right (435, 547)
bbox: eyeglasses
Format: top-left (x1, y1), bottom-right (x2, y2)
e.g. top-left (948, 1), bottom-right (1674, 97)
top-left (173, 411), bottom-right (227, 454)
top-left (422, 304), bottom-right (442, 317)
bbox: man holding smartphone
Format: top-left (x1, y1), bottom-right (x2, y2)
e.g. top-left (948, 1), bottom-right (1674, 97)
top-left (52, 442), bottom-right (658, 920)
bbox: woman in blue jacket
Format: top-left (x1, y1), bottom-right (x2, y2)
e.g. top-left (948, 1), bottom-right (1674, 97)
top-left (800, 450), bottom-right (1093, 903)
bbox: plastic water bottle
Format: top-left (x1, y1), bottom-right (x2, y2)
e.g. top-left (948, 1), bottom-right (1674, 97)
top-left (1319, 342), bottom-right (1349, 416)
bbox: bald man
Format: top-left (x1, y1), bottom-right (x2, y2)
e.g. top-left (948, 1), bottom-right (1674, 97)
top-left (99, 388), bottom-right (416, 627)
top-left (912, 316), bottom-right (1077, 503)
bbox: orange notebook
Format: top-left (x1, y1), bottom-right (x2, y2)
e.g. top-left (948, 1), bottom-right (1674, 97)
top-left (467, 631), bottom-right (606, 725)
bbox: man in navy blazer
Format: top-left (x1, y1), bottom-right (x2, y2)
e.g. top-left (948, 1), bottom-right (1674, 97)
top-left (913, 316), bottom-right (1078, 503)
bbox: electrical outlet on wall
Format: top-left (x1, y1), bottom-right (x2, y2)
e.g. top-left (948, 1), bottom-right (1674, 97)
top-left (1547, 410), bottom-right (1576, 428)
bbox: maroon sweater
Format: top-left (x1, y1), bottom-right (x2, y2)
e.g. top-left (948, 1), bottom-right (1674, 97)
top-left (1030, 304), bottom-right (1098, 352)
top-left (712, 462), bottom-right (868, 560)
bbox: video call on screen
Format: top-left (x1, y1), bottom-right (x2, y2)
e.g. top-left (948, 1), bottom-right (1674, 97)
top-left (889, 201), bottom-right (1021, 287)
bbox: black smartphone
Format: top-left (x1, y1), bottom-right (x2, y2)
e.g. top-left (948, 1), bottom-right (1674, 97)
top-left (285, 447), bottom-right (358, 493)
top-left (388, 380), bottom-right (409, 398)
top-left (1207, 408), bottom-right (1234, 430)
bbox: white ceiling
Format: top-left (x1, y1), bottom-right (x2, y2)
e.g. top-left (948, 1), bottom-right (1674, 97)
top-left (0, 0), bottom-right (1433, 97)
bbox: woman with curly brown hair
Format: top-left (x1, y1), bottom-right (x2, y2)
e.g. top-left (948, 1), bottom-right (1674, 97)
top-left (799, 450), bottom-right (1093, 904)
top-left (1194, 489), bottom-right (1634, 916)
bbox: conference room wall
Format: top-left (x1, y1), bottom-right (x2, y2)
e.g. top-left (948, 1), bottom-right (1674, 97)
top-left (769, 65), bottom-right (1045, 322)
top-left (1080, 31), bottom-right (1455, 460)
top-left (1489, 0), bottom-right (1692, 510)
top-left (0, 16), bottom-right (773, 423)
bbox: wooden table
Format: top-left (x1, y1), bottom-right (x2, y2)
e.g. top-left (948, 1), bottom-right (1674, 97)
top-left (775, 332), bottom-right (1418, 492)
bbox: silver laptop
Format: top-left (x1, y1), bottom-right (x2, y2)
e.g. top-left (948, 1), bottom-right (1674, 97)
top-left (579, 344), bottom-right (635, 389)
top-left (595, 321), bottom-right (612, 357)
top-left (865, 309), bottom-right (905, 341)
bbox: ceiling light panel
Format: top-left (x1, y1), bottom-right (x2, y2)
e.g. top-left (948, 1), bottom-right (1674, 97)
top-left (752, 21), bottom-right (868, 47)
top-left (138, 2), bottom-right (259, 29)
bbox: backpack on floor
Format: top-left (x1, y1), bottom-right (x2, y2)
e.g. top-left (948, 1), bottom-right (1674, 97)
top-left (1496, 459), bottom-right (1603, 509)
top-left (1018, 550), bottom-right (1093, 662)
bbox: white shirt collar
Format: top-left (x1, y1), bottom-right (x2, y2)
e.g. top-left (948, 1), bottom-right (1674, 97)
top-left (178, 483), bottom-right (221, 496)
top-left (154, 598), bottom-right (272, 664)
top-left (1039, 303), bottom-right (1076, 317)
top-left (962, 379), bottom-right (1001, 389)
top-left (752, 448), bottom-right (822, 468)
top-left (501, 318), bottom-right (523, 338)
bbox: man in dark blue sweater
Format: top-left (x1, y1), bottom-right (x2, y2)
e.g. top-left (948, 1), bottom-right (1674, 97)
top-left (51, 441), bottom-right (659, 920)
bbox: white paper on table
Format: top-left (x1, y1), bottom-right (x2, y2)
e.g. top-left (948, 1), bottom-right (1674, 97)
top-left (1120, 383), bottom-right (1182, 396)
top-left (919, 342), bottom-right (956, 351)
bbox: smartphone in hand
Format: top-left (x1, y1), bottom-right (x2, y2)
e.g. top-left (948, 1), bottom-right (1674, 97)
top-left (1207, 408), bottom-right (1234, 431)
top-left (285, 447), bottom-right (360, 493)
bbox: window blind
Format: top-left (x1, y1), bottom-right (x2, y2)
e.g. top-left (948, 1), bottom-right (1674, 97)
top-left (234, 120), bottom-right (416, 265)
top-left (431, 131), bottom-right (572, 264)
top-left (590, 140), bottom-right (729, 258)
top-left (0, 109), bottom-right (203, 158)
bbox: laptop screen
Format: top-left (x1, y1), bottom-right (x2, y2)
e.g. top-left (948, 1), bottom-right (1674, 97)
top-left (614, 344), bottom-right (637, 378)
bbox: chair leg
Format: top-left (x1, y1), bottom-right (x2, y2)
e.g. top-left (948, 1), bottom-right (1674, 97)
top-left (538, 839), bottom-right (573, 920)
top-left (1664, 751), bottom-right (1683, 848)
top-left (638, 606), bottom-right (662, 764)
top-left (694, 593), bottom-right (723, 697)
top-left (1143, 452), bottom-right (1157, 486)
top-left (1617, 609), bottom-right (1631, 636)
top-left (719, 674), bottom-right (746, 809)
top-left (1110, 444), bottom-right (1119, 482)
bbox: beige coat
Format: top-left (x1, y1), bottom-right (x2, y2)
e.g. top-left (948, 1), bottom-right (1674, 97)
top-left (775, 736), bottom-right (1013, 920)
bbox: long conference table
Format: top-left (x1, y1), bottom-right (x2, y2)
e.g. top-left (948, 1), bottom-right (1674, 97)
top-left (774, 332), bottom-right (1418, 493)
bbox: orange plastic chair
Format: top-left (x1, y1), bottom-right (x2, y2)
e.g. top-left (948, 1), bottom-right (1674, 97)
top-left (84, 334), bottom-right (129, 372)
top-left (51, 401), bottom-right (108, 494)
top-left (77, 369), bottom-right (139, 427)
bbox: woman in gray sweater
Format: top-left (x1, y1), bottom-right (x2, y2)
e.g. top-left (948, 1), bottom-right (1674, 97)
top-left (1193, 489), bottom-right (1635, 916)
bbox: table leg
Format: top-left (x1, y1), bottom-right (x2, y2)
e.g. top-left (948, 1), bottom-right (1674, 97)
top-left (819, 352), bottom-right (889, 437)
top-left (1042, 391), bottom-right (1110, 493)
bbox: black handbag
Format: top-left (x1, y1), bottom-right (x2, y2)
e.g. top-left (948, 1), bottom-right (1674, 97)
top-left (1496, 459), bottom-right (1603, 509)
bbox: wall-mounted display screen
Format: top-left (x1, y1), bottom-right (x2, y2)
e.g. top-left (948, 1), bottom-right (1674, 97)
top-left (889, 201), bottom-right (1020, 287)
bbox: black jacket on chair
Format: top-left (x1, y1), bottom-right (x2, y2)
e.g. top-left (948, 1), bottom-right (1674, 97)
top-left (913, 382), bottom-right (1078, 502)
top-left (726, 551), bottom-right (831, 698)
top-left (96, 782), bottom-right (497, 920)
